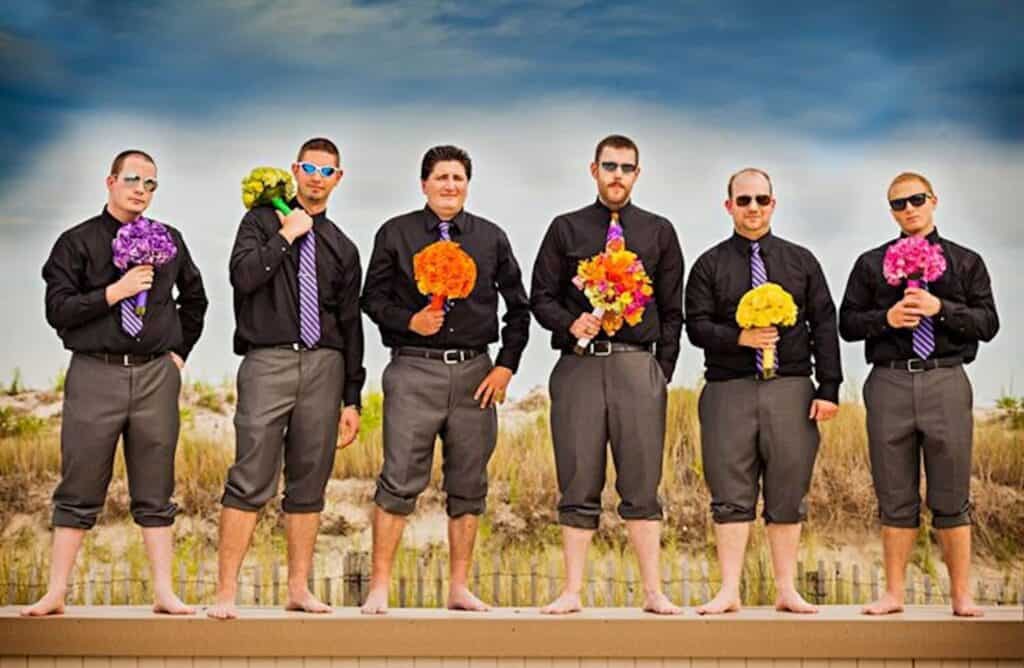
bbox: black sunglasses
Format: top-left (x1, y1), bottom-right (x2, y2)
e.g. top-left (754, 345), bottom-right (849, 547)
top-left (735, 194), bottom-right (772, 207)
top-left (599, 161), bottom-right (637, 174)
top-left (889, 192), bottom-right (932, 211)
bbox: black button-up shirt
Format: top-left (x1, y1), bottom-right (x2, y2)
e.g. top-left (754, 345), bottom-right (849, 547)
top-left (360, 206), bottom-right (531, 372)
top-left (685, 230), bottom-right (842, 403)
top-left (530, 199), bottom-right (685, 382)
top-left (230, 199), bottom-right (366, 408)
top-left (42, 207), bottom-right (208, 360)
top-left (839, 228), bottom-right (999, 365)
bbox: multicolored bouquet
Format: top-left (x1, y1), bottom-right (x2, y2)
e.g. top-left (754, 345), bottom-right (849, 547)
top-left (736, 283), bottom-right (797, 379)
top-left (883, 236), bottom-right (946, 289)
top-left (111, 217), bottom-right (177, 316)
top-left (571, 242), bottom-right (654, 352)
top-left (413, 240), bottom-right (477, 310)
top-left (241, 167), bottom-right (296, 215)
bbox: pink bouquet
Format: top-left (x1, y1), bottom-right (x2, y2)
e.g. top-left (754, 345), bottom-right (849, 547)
top-left (883, 237), bottom-right (946, 289)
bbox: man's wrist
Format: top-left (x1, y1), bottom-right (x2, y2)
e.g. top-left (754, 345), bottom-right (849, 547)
top-left (105, 282), bottom-right (123, 306)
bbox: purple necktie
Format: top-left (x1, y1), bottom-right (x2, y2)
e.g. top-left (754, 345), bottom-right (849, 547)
top-left (297, 228), bottom-right (321, 348)
top-left (438, 221), bottom-right (453, 312)
top-left (750, 241), bottom-right (771, 374)
top-left (912, 282), bottom-right (936, 359)
top-left (120, 295), bottom-right (143, 337)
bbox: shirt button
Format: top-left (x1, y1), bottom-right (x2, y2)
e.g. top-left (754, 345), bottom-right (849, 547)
top-left (265, 266), bottom-right (271, 271)
top-left (449, 328), bottom-right (454, 332)
top-left (281, 246), bottom-right (287, 252)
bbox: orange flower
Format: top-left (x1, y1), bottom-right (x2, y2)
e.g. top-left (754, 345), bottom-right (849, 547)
top-left (413, 240), bottom-right (477, 309)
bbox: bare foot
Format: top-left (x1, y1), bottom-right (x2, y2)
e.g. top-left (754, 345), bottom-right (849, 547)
top-left (447, 586), bottom-right (491, 612)
top-left (153, 590), bottom-right (195, 615)
top-left (643, 591), bottom-right (682, 615)
top-left (861, 592), bottom-right (904, 615)
top-left (206, 598), bottom-right (239, 620)
top-left (360, 587), bottom-right (389, 615)
top-left (20, 590), bottom-right (66, 617)
top-left (952, 596), bottom-right (984, 617)
top-left (540, 591), bottom-right (582, 615)
top-left (696, 588), bottom-right (741, 615)
top-left (774, 589), bottom-right (818, 614)
top-left (285, 589), bottom-right (332, 613)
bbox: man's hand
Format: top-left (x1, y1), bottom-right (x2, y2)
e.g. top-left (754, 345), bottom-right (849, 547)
top-left (106, 265), bottom-right (154, 305)
top-left (738, 326), bottom-right (779, 349)
top-left (409, 304), bottom-right (445, 336)
top-left (169, 352), bottom-right (185, 370)
top-left (474, 366), bottom-right (513, 409)
top-left (276, 209), bottom-right (314, 244)
top-left (886, 300), bottom-right (922, 329)
top-left (903, 287), bottom-right (941, 318)
top-left (337, 406), bottom-right (360, 449)
top-left (569, 313), bottom-right (602, 341)
top-left (809, 399), bottom-right (838, 422)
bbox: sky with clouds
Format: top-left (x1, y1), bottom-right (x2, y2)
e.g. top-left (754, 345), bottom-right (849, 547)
top-left (1, 1), bottom-right (1021, 404)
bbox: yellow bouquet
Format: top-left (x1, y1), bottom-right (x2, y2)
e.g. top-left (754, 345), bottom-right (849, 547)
top-left (735, 283), bottom-right (797, 378)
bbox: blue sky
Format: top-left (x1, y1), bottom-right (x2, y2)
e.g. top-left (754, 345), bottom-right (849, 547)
top-left (1, 2), bottom-right (1022, 402)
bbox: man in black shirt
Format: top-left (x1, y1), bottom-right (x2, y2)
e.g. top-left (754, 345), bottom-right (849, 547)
top-left (686, 168), bottom-right (841, 615)
top-left (840, 172), bottom-right (998, 617)
top-left (208, 138), bottom-right (364, 619)
top-left (532, 135), bottom-right (684, 615)
top-left (359, 145), bottom-right (530, 614)
top-left (26, 150), bottom-right (208, 616)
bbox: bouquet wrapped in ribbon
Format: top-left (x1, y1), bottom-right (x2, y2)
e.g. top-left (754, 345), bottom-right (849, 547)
top-left (883, 236), bottom-right (946, 289)
top-left (571, 241), bottom-right (654, 353)
top-left (413, 240), bottom-right (477, 310)
top-left (241, 166), bottom-right (296, 215)
top-left (111, 217), bottom-right (177, 316)
top-left (735, 283), bottom-right (797, 379)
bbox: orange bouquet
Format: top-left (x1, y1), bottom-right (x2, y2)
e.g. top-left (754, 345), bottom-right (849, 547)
top-left (413, 240), bottom-right (477, 310)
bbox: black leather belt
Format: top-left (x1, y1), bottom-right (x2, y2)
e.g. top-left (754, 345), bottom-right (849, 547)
top-left (564, 341), bottom-right (655, 357)
top-left (270, 342), bottom-right (318, 351)
top-left (884, 357), bottom-right (962, 373)
top-left (85, 352), bottom-right (164, 366)
top-left (394, 347), bottom-right (486, 364)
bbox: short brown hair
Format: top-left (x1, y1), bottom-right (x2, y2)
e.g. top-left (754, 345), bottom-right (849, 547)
top-left (110, 150), bottom-right (155, 176)
top-left (888, 171), bottom-right (935, 198)
top-left (594, 134), bottom-right (639, 164)
top-left (297, 137), bottom-right (340, 166)
top-left (421, 145), bottom-right (472, 181)
top-left (727, 167), bottom-right (773, 199)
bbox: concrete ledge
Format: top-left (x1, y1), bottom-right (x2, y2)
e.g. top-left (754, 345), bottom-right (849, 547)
top-left (1, 606), bottom-right (1021, 659)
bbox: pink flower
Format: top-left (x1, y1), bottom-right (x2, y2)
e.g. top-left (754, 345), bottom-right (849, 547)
top-left (883, 237), bottom-right (946, 286)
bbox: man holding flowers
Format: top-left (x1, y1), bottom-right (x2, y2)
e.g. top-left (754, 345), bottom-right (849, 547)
top-left (531, 134), bottom-right (685, 615)
top-left (27, 150), bottom-right (208, 616)
top-left (685, 168), bottom-right (841, 615)
top-left (839, 172), bottom-right (999, 616)
top-left (359, 145), bottom-right (530, 614)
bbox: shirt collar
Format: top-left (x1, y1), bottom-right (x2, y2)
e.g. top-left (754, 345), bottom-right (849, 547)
top-left (899, 227), bottom-right (940, 243)
top-left (729, 228), bottom-right (775, 255)
top-left (423, 205), bottom-right (467, 234)
top-left (594, 196), bottom-right (634, 219)
top-left (289, 197), bottom-right (327, 221)
top-left (100, 206), bottom-right (130, 235)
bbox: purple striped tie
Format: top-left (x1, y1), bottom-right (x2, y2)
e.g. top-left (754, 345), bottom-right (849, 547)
top-left (120, 295), bottom-right (143, 337)
top-left (750, 241), bottom-right (770, 373)
top-left (912, 282), bottom-right (936, 359)
top-left (438, 221), bottom-right (453, 312)
top-left (297, 228), bottom-right (321, 348)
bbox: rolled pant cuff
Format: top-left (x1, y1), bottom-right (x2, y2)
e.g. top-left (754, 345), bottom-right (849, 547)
top-left (132, 514), bottom-right (177, 528)
top-left (558, 511), bottom-right (600, 530)
top-left (932, 513), bottom-right (971, 530)
top-left (447, 498), bottom-right (485, 518)
top-left (763, 513), bottom-right (807, 525)
top-left (282, 499), bottom-right (326, 514)
top-left (619, 510), bottom-right (663, 522)
top-left (51, 509), bottom-right (98, 530)
top-left (221, 492), bottom-right (264, 513)
top-left (374, 486), bottom-right (416, 516)
top-left (880, 515), bottom-right (921, 529)
top-left (711, 509), bottom-right (757, 524)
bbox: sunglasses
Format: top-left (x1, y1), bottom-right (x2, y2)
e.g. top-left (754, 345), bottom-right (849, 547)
top-left (599, 161), bottom-right (638, 175)
top-left (889, 192), bottom-right (932, 211)
top-left (735, 194), bottom-right (772, 207)
top-left (297, 162), bottom-right (342, 178)
top-left (119, 172), bottom-right (158, 193)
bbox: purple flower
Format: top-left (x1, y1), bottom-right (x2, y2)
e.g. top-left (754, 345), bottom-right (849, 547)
top-left (112, 217), bottom-right (177, 270)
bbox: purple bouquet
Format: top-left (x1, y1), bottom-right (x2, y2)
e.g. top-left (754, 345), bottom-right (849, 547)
top-left (883, 236), bottom-right (946, 289)
top-left (111, 216), bottom-right (177, 315)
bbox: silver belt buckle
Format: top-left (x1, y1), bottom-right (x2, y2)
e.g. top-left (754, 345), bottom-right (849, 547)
top-left (443, 349), bottom-right (462, 365)
top-left (906, 359), bottom-right (925, 373)
top-left (590, 341), bottom-right (612, 357)
top-left (292, 342), bottom-right (301, 352)
top-left (122, 354), bottom-right (131, 367)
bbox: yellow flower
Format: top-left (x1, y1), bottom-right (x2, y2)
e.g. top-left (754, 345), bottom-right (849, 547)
top-left (736, 283), bottom-right (798, 328)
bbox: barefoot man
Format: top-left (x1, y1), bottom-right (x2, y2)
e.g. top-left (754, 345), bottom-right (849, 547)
top-left (685, 168), bottom-right (841, 615)
top-left (208, 137), bottom-right (364, 619)
top-left (531, 134), bottom-right (685, 615)
top-left (359, 145), bottom-right (530, 614)
top-left (840, 172), bottom-right (998, 617)
top-left (28, 149), bottom-right (208, 616)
